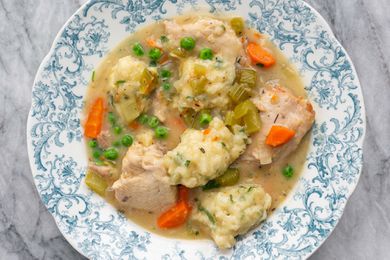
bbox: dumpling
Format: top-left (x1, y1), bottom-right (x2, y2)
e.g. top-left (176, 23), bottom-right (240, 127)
top-left (172, 57), bottom-right (236, 112)
top-left (190, 184), bottom-right (271, 249)
top-left (163, 118), bottom-right (248, 188)
top-left (108, 56), bottom-right (156, 123)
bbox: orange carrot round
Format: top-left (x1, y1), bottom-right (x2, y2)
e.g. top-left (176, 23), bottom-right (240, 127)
top-left (246, 42), bottom-right (276, 67)
top-left (157, 201), bottom-right (191, 228)
top-left (265, 125), bottom-right (296, 147)
top-left (84, 98), bottom-right (104, 138)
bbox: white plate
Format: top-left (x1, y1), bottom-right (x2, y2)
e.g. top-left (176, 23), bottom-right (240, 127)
top-left (27, 0), bottom-right (365, 259)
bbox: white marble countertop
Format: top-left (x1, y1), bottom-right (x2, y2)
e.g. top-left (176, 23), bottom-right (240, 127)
top-left (0, 0), bottom-right (389, 259)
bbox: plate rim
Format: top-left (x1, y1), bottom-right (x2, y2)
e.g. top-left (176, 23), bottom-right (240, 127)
top-left (26, 0), bottom-right (366, 259)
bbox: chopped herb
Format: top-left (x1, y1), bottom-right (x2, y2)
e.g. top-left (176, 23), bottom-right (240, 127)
top-left (199, 112), bottom-right (212, 125)
top-left (274, 113), bottom-right (279, 123)
top-left (247, 186), bottom-right (254, 192)
top-left (199, 147), bottom-right (205, 154)
top-left (174, 152), bottom-right (185, 165)
top-left (115, 80), bottom-right (126, 85)
top-left (184, 160), bottom-right (191, 167)
top-left (221, 142), bottom-right (226, 148)
top-left (256, 63), bottom-right (264, 68)
top-left (149, 60), bottom-right (157, 67)
top-left (230, 194), bottom-right (234, 203)
top-left (91, 71), bottom-right (95, 81)
top-left (160, 35), bottom-right (169, 43)
top-left (195, 231), bottom-right (199, 236)
top-left (198, 205), bottom-right (215, 224)
top-left (202, 180), bottom-right (220, 191)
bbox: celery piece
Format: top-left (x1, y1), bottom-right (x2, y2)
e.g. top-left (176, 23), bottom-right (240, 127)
top-left (85, 171), bottom-right (107, 196)
top-left (190, 76), bottom-right (208, 95)
top-left (228, 83), bottom-right (251, 103)
top-left (230, 17), bottom-right (244, 35)
top-left (215, 168), bottom-right (240, 187)
top-left (244, 108), bottom-right (261, 134)
top-left (237, 68), bottom-right (257, 88)
top-left (233, 100), bottom-right (255, 119)
top-left (139, 69), bottom-right (155, 95)
top-left (193, 64), bottom-right (207, 77)
top-left (170, 47), bottom-right (187, 59)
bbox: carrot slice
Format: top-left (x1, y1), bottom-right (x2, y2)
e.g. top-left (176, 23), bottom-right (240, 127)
top-left (265, 125), bottom-right (296, 147)
top-left (157, 201), bottom-right (191, 228)
top-left (84, 98), bottom-right (104, 138)
top-left (146, 38), bottom-right (157, 47)
top-left (129, 121), bottom-right (140, 130)
top-left (246, 42), bottom-right (276, 67)
top-left (203, 128), bottom-right (211, 135)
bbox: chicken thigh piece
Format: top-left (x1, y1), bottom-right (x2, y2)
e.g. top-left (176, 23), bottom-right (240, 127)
top-left (112, 143), bottom-right (177, 213)
top-left (242, 85), bottom-right (315, 165)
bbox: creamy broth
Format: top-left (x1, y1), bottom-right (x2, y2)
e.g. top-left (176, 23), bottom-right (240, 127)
top-left (84, 14), bottom-right (311, 241)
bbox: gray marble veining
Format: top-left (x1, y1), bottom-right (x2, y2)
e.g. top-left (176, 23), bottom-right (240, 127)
top-left (0, 0), bottom-right (389, 259)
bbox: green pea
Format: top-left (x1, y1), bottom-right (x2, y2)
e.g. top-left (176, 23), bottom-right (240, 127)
top-left (103, 148), bottom-right (119, 160)
top-left (199, 112), bottom-right (212, 125)
top-left (282, 165), bottom-right (294, 178)
top-left (155, 126), bottom-right (169, 139)
top-left (180, 37), bottom-right (196, 50)
top-left (113, 126), bottom-right (122, 135)
top-left (88, 140), bottom-right (97, 148)
top-left (160, 69), bottom-right (171, 78)
top-left (199, 48), bottom-right (213, 60)
top-left (132, 42), bottom-right (144, 56)
top-left (138, 114), bottom-right (149, 124)
top-left (162, 82), bottom-right (172, 91)
top-left (92, 149), bottom-right (101, 159)
top-left (148, 116), bottom-right (160, 129)
top-left (148, 48), bottom-right (162, 61)
top-left (121, 134), bottom-right (134, 147)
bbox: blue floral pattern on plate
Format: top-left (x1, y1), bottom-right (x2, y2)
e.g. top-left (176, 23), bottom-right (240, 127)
top-left (27, 0), bottom-right (365, 259)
